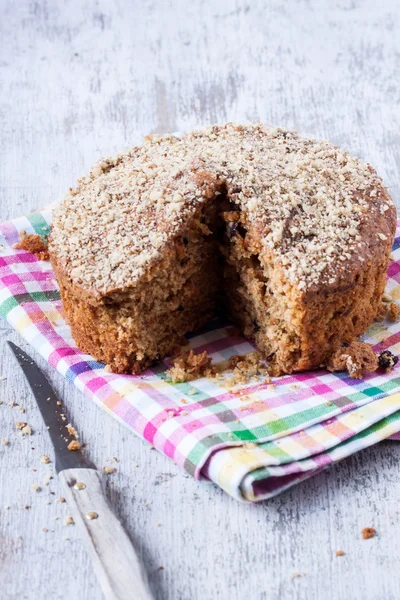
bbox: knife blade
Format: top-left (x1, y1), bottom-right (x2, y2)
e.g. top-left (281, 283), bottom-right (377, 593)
top-left (7, 341), bottom-right (153, 600)
top-left (7, 340), bottom-right (95, 472)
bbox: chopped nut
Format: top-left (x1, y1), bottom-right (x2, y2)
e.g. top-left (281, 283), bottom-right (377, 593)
top-left (58, 497), bottom-right (66, 503)
top-left (24, 505), bottom-right (30, 510)
top-left (15, 421), bottom-right (27, 430)
top-left (40, 454), bottom-right (51, 464)
top-left (67, 440), bottom-right (81, 451)
top-left (336, 550), bottom-right (345, 557)
top-left (64, 515), bottom-right (74, 526)
top-left (21, 425), bottom-right (32, 436)
top-left (362, 527), bottom-right (376, 540)
top-left (32, 483), bottom-right (41, 492)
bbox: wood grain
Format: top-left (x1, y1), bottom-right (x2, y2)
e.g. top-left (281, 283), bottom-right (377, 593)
top-left (59, 468), bottom-right (153, 600)
top-left (1, 1), bottom-right (400, 599)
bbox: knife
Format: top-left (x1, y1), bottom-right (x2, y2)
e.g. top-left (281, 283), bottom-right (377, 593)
top-left (7, 341), bottom-right (153, 600)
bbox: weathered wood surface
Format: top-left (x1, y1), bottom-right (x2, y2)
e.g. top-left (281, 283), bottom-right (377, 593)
top-left (1, 1), bottom-right (400, 599)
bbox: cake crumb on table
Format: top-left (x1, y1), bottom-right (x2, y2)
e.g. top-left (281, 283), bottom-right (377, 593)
top-left (103, 466), bottom-right (116, 475)
top-left (362, 527), bottom-right (376, 540)
top-left (166, 350), bottom-right (214, 383)
top-left (328, 342), bottom-right (378, 379)
top-left (66, 423), bottom-right (79, 439)
top-left (336, 550), bottom-right (345, 557)
top-left (64, 515), bottom-right (74, 526)
top-left (40, 454), bottom-right (51, 464)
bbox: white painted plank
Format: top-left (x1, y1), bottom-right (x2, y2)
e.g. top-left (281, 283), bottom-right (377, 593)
top-left (1, 1), bottom-right (400, 599)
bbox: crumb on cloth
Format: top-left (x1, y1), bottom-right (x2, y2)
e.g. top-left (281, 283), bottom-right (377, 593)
top-left (378, 350), bottom-right (399, 372)
top-left (166, 350), bottom-right (215, 383)
top-left (388, 302), bottom-right (400, 322)
top-left (227, 351), bottom-right (269, 386)
top-left (328, 342), bottom-right (378, 379)
top-left (13, 231), bottom-right (49, 261)
top-left (378, 292), bottom-right (400, 322)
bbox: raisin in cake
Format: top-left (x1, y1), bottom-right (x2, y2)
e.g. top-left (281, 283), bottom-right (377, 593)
top-left (49, 123), bottom-right (396, 375)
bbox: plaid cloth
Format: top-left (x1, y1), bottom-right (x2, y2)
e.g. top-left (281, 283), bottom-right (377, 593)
top-left (1, 205), bottom-right (400, 502)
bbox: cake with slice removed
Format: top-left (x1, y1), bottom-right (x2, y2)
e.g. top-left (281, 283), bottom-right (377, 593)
top-left (48, 123), bottom-right (396, 375)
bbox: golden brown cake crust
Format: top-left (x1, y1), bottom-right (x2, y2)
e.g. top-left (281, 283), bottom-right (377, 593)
top-left (49, 123), bottom-right (397, 375)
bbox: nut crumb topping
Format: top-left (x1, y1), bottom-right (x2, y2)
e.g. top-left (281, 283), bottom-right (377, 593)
top-left (50, 123), bottom-right (394, 296)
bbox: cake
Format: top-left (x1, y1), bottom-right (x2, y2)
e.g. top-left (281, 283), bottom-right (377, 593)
top-left (48, 123), bottom-right (396, 375)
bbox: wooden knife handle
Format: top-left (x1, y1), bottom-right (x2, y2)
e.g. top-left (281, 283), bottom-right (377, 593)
top-left (59, 468), bottom-right (153, 600)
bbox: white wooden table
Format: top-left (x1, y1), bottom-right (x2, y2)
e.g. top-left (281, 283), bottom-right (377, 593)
top-left (1, 1), bottom-right (400, 598)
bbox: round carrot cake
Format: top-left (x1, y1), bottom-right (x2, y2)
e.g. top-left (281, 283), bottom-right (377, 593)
top-left (48, 123), bottom-right (396, 375)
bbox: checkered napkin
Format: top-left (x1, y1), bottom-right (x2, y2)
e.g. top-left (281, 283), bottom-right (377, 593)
top-left (1, 206), bottom-right (400, 502)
